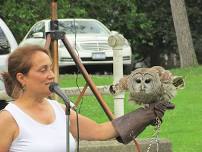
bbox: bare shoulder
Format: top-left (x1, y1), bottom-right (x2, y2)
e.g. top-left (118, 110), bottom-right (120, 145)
top-left (0, 110), bottom-right (17, 151)
top-left (0, 110), bottom-right (13, 122)
top-left (0, 110), bottom-right (17, 133)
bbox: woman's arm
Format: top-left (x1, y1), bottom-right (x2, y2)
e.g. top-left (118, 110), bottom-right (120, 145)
top-left (70, 109), bottom-right (118, 141)
top-left (0, 111), bottom-right (17, 152)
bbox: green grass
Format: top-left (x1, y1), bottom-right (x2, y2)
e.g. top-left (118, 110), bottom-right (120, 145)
top-left (58, 66), bottom-right (202, 152)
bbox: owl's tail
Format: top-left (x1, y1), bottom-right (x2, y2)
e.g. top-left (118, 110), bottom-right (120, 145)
top-left (172, 76), bottom-right (185, 89)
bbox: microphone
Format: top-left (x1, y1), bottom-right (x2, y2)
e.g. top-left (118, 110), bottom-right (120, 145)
top-left (49, 82), bottom-right (75, 110)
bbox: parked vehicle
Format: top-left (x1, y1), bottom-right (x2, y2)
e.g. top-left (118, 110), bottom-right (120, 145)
top-left (0, 17), bottom-right (18, 101)
top-left (0, 17), bottom-right (18, 72)
top-left (19, 18), bottom-right (132, 74)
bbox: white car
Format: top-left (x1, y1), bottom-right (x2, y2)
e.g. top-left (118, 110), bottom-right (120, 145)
top-left (0, 17), bottom-right (18, 102)
top-left (20, 19), bottom-right (132, 73)
top-left (0, 17), bottom-right (18, 72)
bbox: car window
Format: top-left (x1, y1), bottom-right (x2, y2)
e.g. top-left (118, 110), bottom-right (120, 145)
top-left (27, 22), bottom-right (45, 38)
top-left (0, 27), bottom-right (10, 54)
top-left (58, 20), bottom-right (109, 35)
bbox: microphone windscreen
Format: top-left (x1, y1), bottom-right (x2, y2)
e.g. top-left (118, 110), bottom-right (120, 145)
top-left (49, 82), bottom-right (58, 92)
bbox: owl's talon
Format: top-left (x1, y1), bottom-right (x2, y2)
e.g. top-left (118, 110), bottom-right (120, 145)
top-left (109, 85), bottom-right (116, 94)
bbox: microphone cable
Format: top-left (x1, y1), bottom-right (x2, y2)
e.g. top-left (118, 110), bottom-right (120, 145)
top-left (70, 104), bottom-right (80, 152)
top-left (75, 107), bottom-right (80, 152)
top-left (65, 98), bottom-right (80, 152)
top-left (73, 18), bottom-right (81, 152)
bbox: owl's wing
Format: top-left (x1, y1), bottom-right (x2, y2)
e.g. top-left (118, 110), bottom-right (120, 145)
top-left (150, 66), bottom-right (173, 82)
top-left (109, 76), bottom-right (129, 95)
top-left (151, 66), bottom-right (185, 88)
top-left (162, 83), bottom-right (177, 102)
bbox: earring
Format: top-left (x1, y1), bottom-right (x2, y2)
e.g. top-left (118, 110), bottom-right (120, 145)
top-left (22, 85), bottom-right (26, 92)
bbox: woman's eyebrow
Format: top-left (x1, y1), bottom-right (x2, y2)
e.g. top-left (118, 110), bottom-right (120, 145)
top-left (39, 63), bottom-right (53, 68)
top-left (36, 64), bottom-right (48, 70)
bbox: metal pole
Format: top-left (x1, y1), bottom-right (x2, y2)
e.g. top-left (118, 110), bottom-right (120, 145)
top-left (50, 0), bottom-right (59, 83)
top-left (61, 36), bottom-right (115, 120)
top-left (50, 1), bottom-right (69, 152)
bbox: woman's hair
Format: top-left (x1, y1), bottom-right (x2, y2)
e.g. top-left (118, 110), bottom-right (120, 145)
top-left (1, 45), bottom-right (50, 99)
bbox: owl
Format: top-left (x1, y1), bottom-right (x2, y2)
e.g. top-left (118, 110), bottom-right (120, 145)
top-left (109, 66), bottom-right (184, 105)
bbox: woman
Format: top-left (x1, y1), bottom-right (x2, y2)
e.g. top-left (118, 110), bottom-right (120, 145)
top-left (0, 45), bottom-right (174, 152)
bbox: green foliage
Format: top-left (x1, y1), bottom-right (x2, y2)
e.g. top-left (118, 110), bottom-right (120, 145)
top-left (0, 0), bottom-right (37, 42)
top-left (136, 0), bottom-right (202, 65)
top-left (136, 0), bottom-right (177, 66)
top-left (0, 0), bottom-right (202, 66)
top-left (0, 0), bottom-right (70, 42)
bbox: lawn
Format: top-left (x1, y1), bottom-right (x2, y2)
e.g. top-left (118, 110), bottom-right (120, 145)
top-left (58, 66), bottom-right (202, 152)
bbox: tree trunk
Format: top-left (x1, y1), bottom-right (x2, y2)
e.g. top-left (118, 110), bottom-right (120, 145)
top-left (170, 0), bottom-right (198, 67)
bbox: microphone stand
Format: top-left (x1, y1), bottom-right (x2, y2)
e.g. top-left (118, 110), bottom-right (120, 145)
top-left (46, 0), bottom-right (114, 121)
top-left (49, 82), bottom-right (74, 152)
top-left (46, 1), bottom-right (115, 151)
top-left (64, 100), bottom-right (71, 152)
top-left (46, 1), bottom-right (71, 150)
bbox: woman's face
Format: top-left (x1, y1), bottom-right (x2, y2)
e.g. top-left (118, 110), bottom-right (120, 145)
top-left (23, 51), bottom-right (55, 97)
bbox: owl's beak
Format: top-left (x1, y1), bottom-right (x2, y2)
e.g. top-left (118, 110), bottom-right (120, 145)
top-left (140, 85), bottom-right (145, 91)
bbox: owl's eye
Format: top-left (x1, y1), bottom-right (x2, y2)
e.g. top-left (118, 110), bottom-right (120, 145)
top-left (145, 78), bottom-right (151, 84)
top-left (135, 79), bottom-right (141, 83)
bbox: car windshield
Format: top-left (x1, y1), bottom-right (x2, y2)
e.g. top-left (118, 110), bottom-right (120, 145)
top-left (58, 20), bottom-right (109, 35)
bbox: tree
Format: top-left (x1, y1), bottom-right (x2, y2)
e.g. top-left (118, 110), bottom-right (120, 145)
top-left (0, 0), bottom-right (71, 42)
top-left (186, 0), bottom-right (202, 64)
top-left (170, 0), bottom-right (198, 67)
top-left (136, 0), bottom-right (178, 67)
top-left (1, 0), bottom-right (202, 68)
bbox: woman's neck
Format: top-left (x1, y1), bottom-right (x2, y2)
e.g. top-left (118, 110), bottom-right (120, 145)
top-left (14, 93), bottom-right (47, 109)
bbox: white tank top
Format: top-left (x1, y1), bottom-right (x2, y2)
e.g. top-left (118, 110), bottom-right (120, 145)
top-left (5, 99), bottom-right (76, 152)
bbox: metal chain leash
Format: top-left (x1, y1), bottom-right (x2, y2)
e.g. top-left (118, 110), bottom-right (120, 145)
top-left (146, 117), bottom-right (161, 152)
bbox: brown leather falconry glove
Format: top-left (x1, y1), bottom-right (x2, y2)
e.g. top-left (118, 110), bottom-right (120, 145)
top-left (112, 101), bottom-right (175, 144)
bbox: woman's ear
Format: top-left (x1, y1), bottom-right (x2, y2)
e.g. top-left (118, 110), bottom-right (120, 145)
top-left (16, 73), bottom-right (26, 86)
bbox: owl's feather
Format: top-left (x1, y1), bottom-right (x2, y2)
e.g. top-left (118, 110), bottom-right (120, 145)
top-left (109, 66), bottom-right (184, 105)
